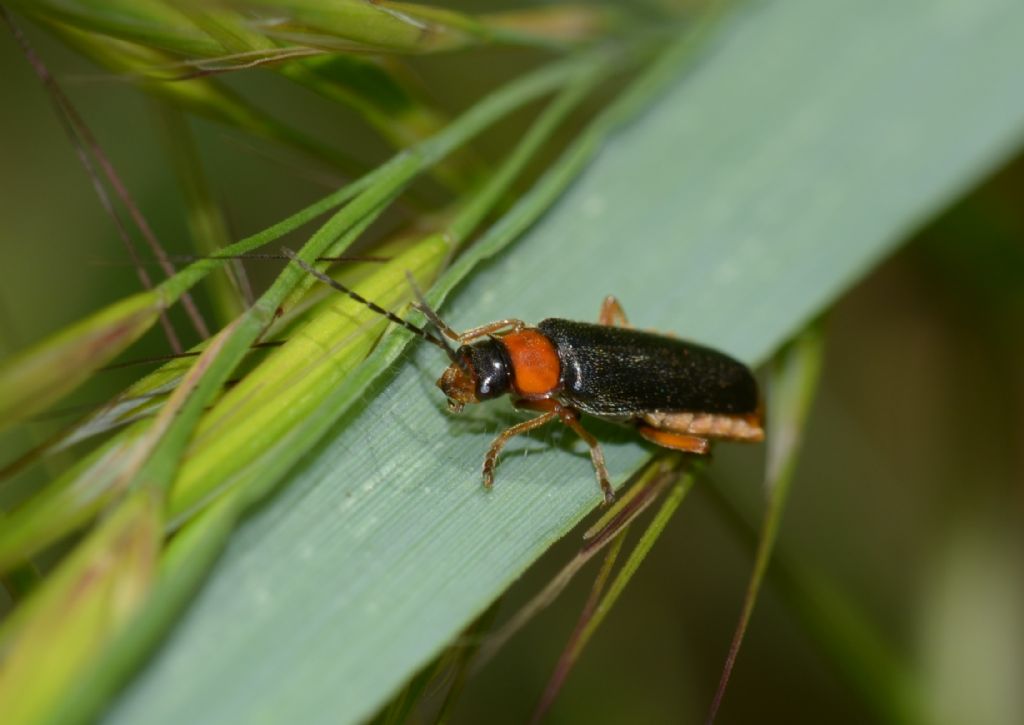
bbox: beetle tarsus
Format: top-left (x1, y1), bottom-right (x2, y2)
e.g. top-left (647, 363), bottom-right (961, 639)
top-left (598, 295), bottom-right (631, 328)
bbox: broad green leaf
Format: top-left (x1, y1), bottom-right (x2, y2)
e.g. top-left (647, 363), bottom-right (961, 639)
top-left (107, 1), bottom-right (1024, 723)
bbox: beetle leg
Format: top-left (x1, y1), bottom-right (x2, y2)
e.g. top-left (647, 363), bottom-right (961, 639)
top-left (637, 425), bottom-right (710, 455)
top-left (598, 295), bottom-right (631, 328)
top-left (556, 408), bottom-right (615, 504)
top-left (482, 411), bottom-right (559, 489)
top-left (505, 399), bottom-right (610, 501)
top-left (643, 411), bottom-right (764, 442)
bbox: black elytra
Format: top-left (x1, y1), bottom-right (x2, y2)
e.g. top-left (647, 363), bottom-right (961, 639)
top-left (537, 319), bottom-right (759, 417)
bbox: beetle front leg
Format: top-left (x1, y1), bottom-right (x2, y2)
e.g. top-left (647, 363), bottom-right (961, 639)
top-left (482, 411), bottom-right (559, 489)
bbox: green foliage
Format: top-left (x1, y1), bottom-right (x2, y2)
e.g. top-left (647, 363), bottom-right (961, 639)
top-left (105, 2), bottom-right (1024, 723)
top-left (0, 291), bottom-right (164, 430)
top-left (1, 0), bottom-right (1023, 723)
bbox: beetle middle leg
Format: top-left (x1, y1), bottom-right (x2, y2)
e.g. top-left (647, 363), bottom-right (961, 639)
top-left (487, 400), bottom-right (615, 503)
top-left (556, 409), bottom-right (615, 504)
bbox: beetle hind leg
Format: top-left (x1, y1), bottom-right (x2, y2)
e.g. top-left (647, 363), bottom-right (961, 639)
top-left (637, 425), bottom-right (711, 455)
top-left (598, 295), bottom-right (631, 328)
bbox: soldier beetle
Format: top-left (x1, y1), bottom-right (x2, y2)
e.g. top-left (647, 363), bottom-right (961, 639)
top-left (286, 251), bottom-right (763, 503)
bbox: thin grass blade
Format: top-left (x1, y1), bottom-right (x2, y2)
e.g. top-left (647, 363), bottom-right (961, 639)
top-left (175, 4), bottom-right (481, 190)
top-left (706, 324), bottom-right (824, 723)
top-left (0, 291), bottom-right (165, 431)
top-left (0, 54), bottom-right (595, 579)
top-left (1, 7), bottom-right (200, 350)
top-left (156, 105), bottom-right (249, 323)
top-left (532, 471), bottom-right (696, 719)
top-left (531, 526), bottom-right (628, 724)
top-left (0, 318), bottom-right (248, 724)
top-left (33, 17), bottom-right (365, 176)
top-left (16, 0), bottom-right (223, 57)
top-left (0, 317), bottom-right (234, 575)
top-left (475, 456), bottom-right (681, 669)
top-left (0, 51), bottom-right (585, 429)
top-left (167, 65), bottom-right (602, 517)
top-left (480, 6), bottom-right (621, 46)
top-left (707, 485), bottom-right (929, 724)
top-left (166, 235), bottom-right (448, 519)
top-left (237, 0), bottom-right (584, 54)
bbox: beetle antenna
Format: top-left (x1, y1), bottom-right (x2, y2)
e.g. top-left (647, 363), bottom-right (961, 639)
top-left (403, 272), bottom-right (457, 339)
top-left (401, 271), bottom-right (469, 373)
top-left (282, 248), bottom-right (459, 363)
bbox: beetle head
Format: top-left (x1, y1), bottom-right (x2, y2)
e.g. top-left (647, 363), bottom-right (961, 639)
top-left (436, 338), bottom-right (512, 412)
top-left (436, 358), bottom-right (478, 413)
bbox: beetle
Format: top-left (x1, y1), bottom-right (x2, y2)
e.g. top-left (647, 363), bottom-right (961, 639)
top-left (286, 251), bottom-right (764, 503)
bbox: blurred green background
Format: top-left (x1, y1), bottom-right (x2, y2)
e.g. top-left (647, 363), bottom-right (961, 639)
top-left (1, 4), bottom-right (1022, 724)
